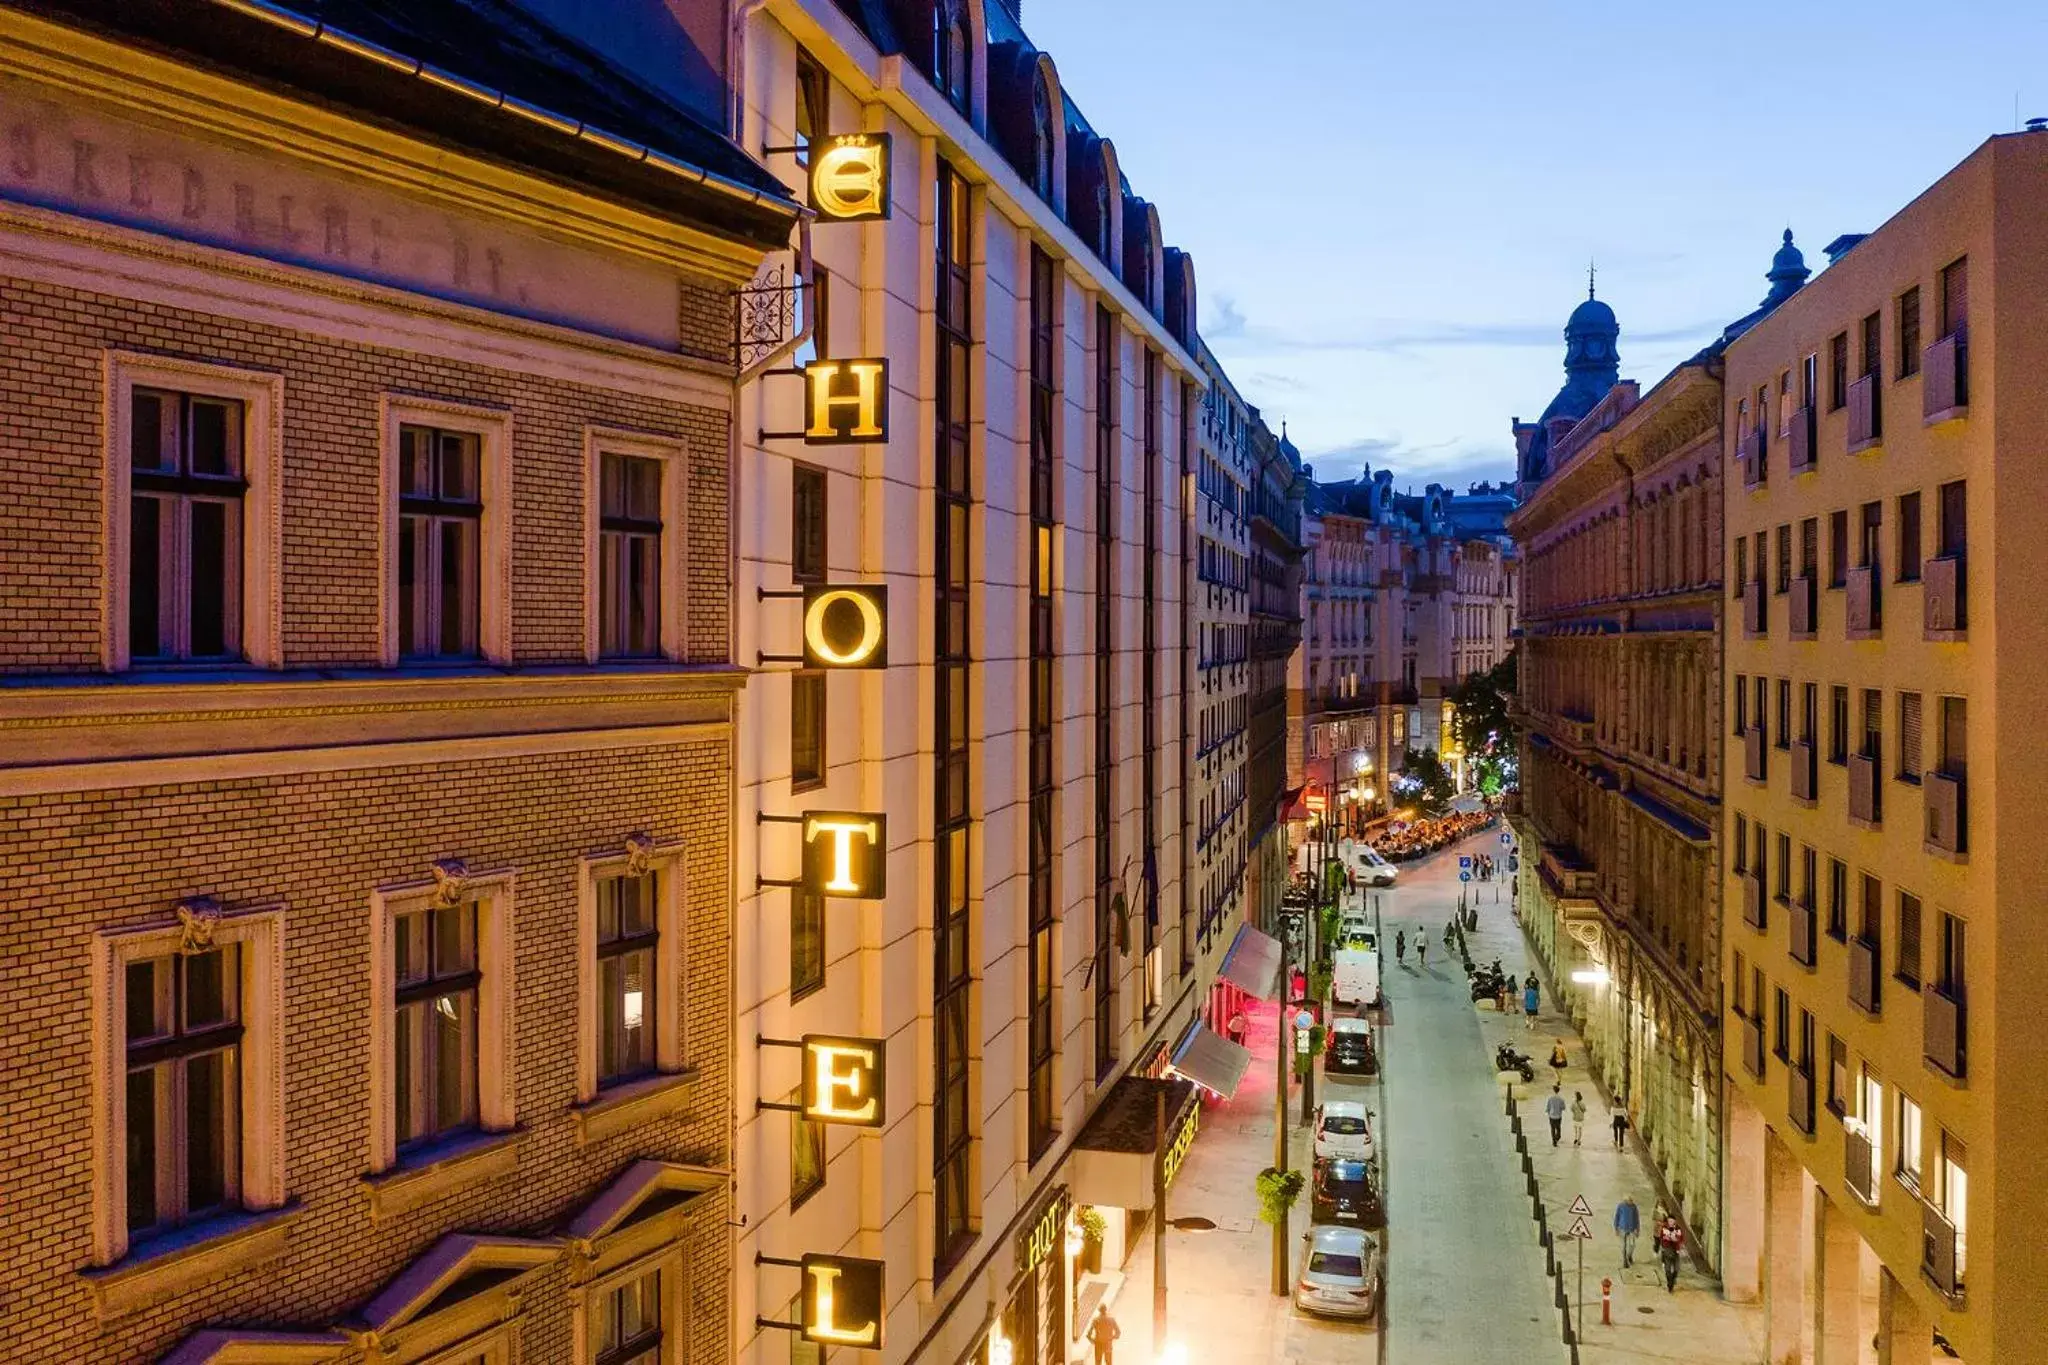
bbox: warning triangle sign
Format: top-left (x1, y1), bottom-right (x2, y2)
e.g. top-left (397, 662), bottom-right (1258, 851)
top-left (1566, 1215), bottom-right (1594, 1240)
top-left (1568, 1194), bottom-right (1594, 1217)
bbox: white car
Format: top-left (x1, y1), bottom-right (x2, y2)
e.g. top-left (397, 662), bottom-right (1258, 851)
top-left (1295, 1224), bottom-right (1382, 1319)
top-left (1356, 846), bottom-right (1398, 887)
top-left (1313, 1099), bottom-right (1376, 1162)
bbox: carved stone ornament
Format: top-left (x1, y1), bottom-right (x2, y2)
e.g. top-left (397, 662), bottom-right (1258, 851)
top-left (623, 832), bottom-right (657, 878)
top-left (176, 896), bottom-right (224, 954)
top-left (1566, 919), bottom-right (1606, 957)
top-left (429, 859), bottom-right (471, 908)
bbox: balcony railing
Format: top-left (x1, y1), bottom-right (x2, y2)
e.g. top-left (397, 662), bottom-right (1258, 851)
top-left (1924, 553), bottom-right (1964, 636)
top-left (1742, 874), bottom-right (1765, 931)
top-left (1849, 936), bottom-right (1882, 1015)
top-left (1923, 1204), bottom-right (1961, 1298)
top-left (1847, 564), bottom-right (1880, 636)
top-left (1789, 403), bottom-right (1817, 472)
top-left (1847, 372), bottom-right (1881, 451)
top-left (1923, 332), bottom-right (1968, 423)
top-left (1845, 1126), bottom-right (1877, 1204)
top-left (1742, 1013), bottom-right (1766, 1078)
top-left (1739, 427), bottom-right (1767, 488)
top-left (1789, 898), bottom-right (1817, 967)
top-left (1791, 739), bottom-right (1817, 802)
top-left (1745, 725), bottom-right (1767, 783)
top-left (1926, 772), bottom-right (1966, 856)
top-left (1788, 1066), bottom-right (1815, 1135)
top-left (1790, 574), bottom-right (1816, 637)
top-left (1849, 752), bottom-right (1880, 825)
top-left (1925, 985), bottom-right (1965, 1080)
top-left (1743, 579), bottom-right (1766, 637)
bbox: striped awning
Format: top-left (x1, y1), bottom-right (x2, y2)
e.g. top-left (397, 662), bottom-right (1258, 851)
top-left (1219, 921), bottom-right (1285, 1001)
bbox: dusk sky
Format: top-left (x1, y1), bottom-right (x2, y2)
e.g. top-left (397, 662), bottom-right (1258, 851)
top-left (1026, 0), bottom-right (2048, 491)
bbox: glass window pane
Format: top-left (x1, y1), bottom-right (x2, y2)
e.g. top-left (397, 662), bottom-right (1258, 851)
top-left (131, 390), bottom-right (173, 471)
top-left (434, 903), bottom-right (476, 974)
top-left (601, 453), bottom-right (627, 519)
top-left (399, 514), bottom-right (423, 655)
top-left (438, 430), bottom-right (480, 503)
top-left (434, 990), bottom-right (478, 1132)
top-left (395, 1000), bottom-right (424, 1143)
top-left (400, 426), bottom-right (432, 496)
top-left (184, 1047), bottom-right (236, 1213)
top-left (129, 495), bottom-right (165, 659)
top-left (182, 946), bottom-right (238, 1030)
top-left (126, 958), bottom-right (169, 1043)
top-left (187, 398), bottom-right (241, 477)
top-left (126, 1066), bottom-right (161, 1233)
top-left (395, 912), bottom-right (429, 986)
top-left (187, 497), bottom-right (238, 658)
top-left (438, 516), bottom-right (479, 656)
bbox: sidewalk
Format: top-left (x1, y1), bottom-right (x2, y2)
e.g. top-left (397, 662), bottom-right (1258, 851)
top-left (1463, 868), bottom-right (1768, 1365)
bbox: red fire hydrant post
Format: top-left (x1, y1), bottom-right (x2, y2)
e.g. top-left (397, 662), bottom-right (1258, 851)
top-left (1601, 1277), bottom-right (1612, 1326)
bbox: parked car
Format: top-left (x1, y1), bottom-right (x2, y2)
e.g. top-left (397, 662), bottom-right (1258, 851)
top-left (1294, 1224), bottom-right (1382, 1319)
top-left (1324, 1017), bottom-right (1378, 1078)
top-left (1311, 1157), bottom-right (1385, 1229)
top-left (1313, 1099), bottom-right (1376, 1162)
top-left (1356, 845), bottom-right (1398, 886)
top-left (1331, 946), bottom-right (1380, 1007)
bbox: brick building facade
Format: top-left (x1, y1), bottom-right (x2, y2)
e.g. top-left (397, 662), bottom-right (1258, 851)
top-left (0, 2), bottom-right (797, 1360)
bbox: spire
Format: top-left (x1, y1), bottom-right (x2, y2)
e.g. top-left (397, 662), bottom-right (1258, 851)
top-left (1762, 228), bottom-right (1810, 310)
top-left (1588, 259), bottom-right (1597, 300)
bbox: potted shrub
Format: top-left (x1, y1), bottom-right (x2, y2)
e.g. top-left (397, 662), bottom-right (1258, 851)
top-left (1075, 1205), bottom-right (1106, 1274)
top-left (1254, 1167), bottom-right (1305, 1225)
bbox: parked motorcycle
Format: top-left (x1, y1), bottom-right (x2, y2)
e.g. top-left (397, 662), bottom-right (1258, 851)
top-left (1494, 1041), bottom-right (1536, 1081)
top-left (1469, 959), bottom-right (1510, 1001)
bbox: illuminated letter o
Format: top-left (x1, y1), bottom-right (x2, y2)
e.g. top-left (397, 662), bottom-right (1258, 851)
top-left (805, 589), bottom-right (884, 666)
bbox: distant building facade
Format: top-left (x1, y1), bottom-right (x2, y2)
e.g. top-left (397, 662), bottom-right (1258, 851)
top-left (0, 2), bottom-right (798, 1361)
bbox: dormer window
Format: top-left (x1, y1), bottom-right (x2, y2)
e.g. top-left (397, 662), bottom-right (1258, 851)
top-left (1031, 75), bottom-right (1054, 200)
top-left (1137, 233), bottom-right (1154, 309)
top-left (933, 0), bottom-right (970, 115)
top-left (1094, 179), bottom-right (1111, 258)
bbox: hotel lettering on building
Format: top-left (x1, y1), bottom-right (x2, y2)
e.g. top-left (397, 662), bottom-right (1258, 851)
top-left (0, 1), bottom-right (802, 1361)
top-left (731, 3), bottom-right (1303, 1363)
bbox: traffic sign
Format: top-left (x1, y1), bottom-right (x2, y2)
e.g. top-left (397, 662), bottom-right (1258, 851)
top-left (1565, 1215), bottom-right (1594, 1240)
top-left (1500, 833), bottom-right (1512, 845)
top-left (1295, 1030), bottom-right (1311, 1054)
top-left (1568, 1194), bottom-right (1594, 1217)
top-left (1295, 1009), bottom-right (1314, 1031)
top-left (1459, 856), bottom-right (1472, 868)
top-left (1459, 871), bottom-right (1471, 882)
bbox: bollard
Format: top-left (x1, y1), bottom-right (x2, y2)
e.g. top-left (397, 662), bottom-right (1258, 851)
top-left (1602, 1277), bottom-right (1612, 1326)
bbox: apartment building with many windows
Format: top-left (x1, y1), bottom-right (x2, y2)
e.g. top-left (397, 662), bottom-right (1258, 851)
top-left (1719, 132), bottom-right (2048, 1363)
top-left (730, 4), bottom-right (1242, 1362)
top-left (0, 2), bottom-right (800, 1361)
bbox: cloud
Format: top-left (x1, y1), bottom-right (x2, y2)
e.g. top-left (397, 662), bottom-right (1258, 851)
top-left (1202, 308), bottom-right (1721, 359)
top-left (1202, 293), bottom-right (1249, 341)
top-left (1302, 434), bottom-right (1516, 491)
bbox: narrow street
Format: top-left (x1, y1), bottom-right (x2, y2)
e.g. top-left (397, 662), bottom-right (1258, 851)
top-left (1376, 832), bottom-right (1564, 1364)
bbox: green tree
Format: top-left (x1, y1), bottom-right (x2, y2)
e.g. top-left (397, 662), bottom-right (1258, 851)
top-left (1449, 648), bottom-right (1518, 757)
top-left (1396, 746), bottom-right (1457, 816)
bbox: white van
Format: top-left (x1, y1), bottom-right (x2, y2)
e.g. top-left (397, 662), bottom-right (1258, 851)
top-left (1356, 846), bottom-right (1397, 887)
top-left (1332, 946), bottom-right (1380, 1007)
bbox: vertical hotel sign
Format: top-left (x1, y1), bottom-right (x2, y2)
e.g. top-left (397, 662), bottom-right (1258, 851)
top-left (755, 123), bottom-right (901, 1355)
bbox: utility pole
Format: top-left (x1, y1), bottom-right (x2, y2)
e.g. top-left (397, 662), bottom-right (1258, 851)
top-left (1272, 1004), bottom-right (1289, 1297)
top-left (1154, 1086), bottom-right (1168, 1348)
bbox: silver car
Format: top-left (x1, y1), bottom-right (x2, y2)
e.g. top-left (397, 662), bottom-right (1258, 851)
top-left (1294, 1224), bottom-right (1382, 1319)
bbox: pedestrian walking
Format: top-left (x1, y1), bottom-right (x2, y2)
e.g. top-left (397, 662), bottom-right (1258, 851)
top-left (1395, 929), bottom-right (1407, 964)
top-left (1613, 1195), bottom-right (1641, 1268)
top-left (1654, 1215), bottom-right (1686, 1292)
top-left (1549, 1039), bottom-right (1569, 1082)
top-left (1523, 977), bottom-right (1540, 1030)
top-left (1226, 1009), bottom-right (1247, 1048)
top-left (1416, 937), bottom-right (1428, 968)
top-left (1087, 1306), bottom-right (1122, 1365)
top-left (1544, 1085), bottom-right (1566, 1146)
top-left (1610, 1103), bottom-right (1630, 1150)
top-left (1571, 1090), bottom-right (1587, 1145)
top-left (1496, 980), bottom-right (1510, 1013)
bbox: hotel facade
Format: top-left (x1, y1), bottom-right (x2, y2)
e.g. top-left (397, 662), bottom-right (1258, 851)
top-left (1718, 132), bottom-right (2048, 1363)
top-left (0, 1), bottom-right (799, 1362)
top-left (728, 3), bottom-right (1297, 1363)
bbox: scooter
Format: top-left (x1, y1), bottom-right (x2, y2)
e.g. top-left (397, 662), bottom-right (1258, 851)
top-left (1469, 961), bottom-right (1510, 1001)
top-left (1494, 1041), bottom-right (1536, 1081)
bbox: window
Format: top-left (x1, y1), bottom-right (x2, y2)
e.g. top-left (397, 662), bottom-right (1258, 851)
top-left (1775, 524), bottom-right (1791, 592)
top-left (1860, 311), bottom-right (1881, 378)
top-left (1732, 814), bottom-right (1747, 875)
top-left (1896, 1093), bottom-right (1923, 1189)
top-left (1896, 692), bottom-right (1922, 782)
top-left (1826, 1034), bottom-right (1849, 1116)
top-left (394, 901), bottom-right (480, 1148)
top-left (791, 1098), bottom-right (825, 1208)
top-left (1895, 891), bottom-right (1922, 989)
top-left (600, 453), bottom-right (664, 658)
top-left (933, 158), bottom-right (976, 1268)
top-left (1827, 332), bottom-right (1848, 410)
top-left (594, 1266), bottom-right (665, 1365)
top-left (396, 425), bottom-right (483, 659)
top-left (1774, 833), bottom-right (1791, 900)
top-left (1772, 987), bottom-right (1790, 1060)
top-left (790, 885), bottom-right (825, 1002)
top-left (1030, 73), bottom-right (1055, 199)
top-left (1093, 303), bottom-right (1118, 1081)
top-left (1938, 695), bottom-right (1967, 778)
top-left (1829, 685), bottom-right (1849, 764)
top-left (129, 387), bottom-right (246, 663)
top-left (596, 872), bottom-right (661, 1085)
top-left (1896, 492), bottom-right (1921, 582)
top-left (1732, 676), bottom-right (1747, 736)
top-left (93, 904), bottom-right (286, 1269)
top-left (932, 0), bottom-right (971, 114)
top-left (1858, 502), bottom-right (1882, 571)
top-left (1801, 683), bottom-right (1817, 744)
top-left (1028, 245), bottom-right (1059, 1158)
top-left (1937, 480), bottom-right (1967, 558)
top-left (1859, 873), bottom-right (1883, 945)
top-left (794, 49), bottom-right (827, 165)
top-left (1800, 845), bottom-right (1817, 908)
top-left (1827, 858), bottom-right (1848, 940)
top-left (1732, 538), bottom-right (1747, 599)
top-left (1936, 912), bottom-right (1966, 997)
top-left (1775, 679), bottom-right (1790, 750)
top-left (791, 671), bottom-right (826, 790)
top-left (124, 945), bottom-right (243, 1238)
top-left (1799, 518), bottom-right (1818, 579)
top-left (1801, 352), bottom-right (1818, 410)
top-left (1732, 951), bottom-right (1748, 1014)
top-left (1940, 1132), bottom-right (1968, 1282)
top-left (1939, 257), bottom-right (1969, 338)
top-left (1860, 688), bottom-right (1882, 763)
top-left (1897, 287), bottom-right (1921, 378)
top-left (1828, 509), bottom-right (1848, 588)
top-left (792, 463), bottom-right (828, 585)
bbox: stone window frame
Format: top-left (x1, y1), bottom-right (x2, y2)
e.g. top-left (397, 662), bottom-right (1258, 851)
top-left (377, 395), bottom-right (516, 667)
top-left (363, 863), bottom-right (519, 1216)
top-left (102, 351), bottom-right (285, 672)
top-left (566, 1163), bottom-right (722, 1364)
top-left (349, 1232), bottom-right (558, 1365)
top-left (84, 900), bottom-right (289, 1309)
top-left (572, 837), bottom-right (697, 1144)
top-left (572, 1243), bottom-right (688, 1365)
top-left (582, 427), bottom-right (690, 664)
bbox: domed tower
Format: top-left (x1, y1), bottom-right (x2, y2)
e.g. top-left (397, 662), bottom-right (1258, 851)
top-left (1515, 277), bottom-right (1621, 485)
top-left (1762, 228), bottom-right (1810, 311)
